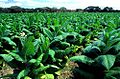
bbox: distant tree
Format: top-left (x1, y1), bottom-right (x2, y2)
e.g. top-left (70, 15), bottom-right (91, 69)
top-left (42, 7), bottom-right (51, 12)
top-left (102, 7), bottom-right (113, 12)
top-left (0, 7), bottom-right (3, 12)
top-left (51, 7), bottom-right (58, 12)
top-left (9, 6), bottom-right (22, 13)
top-left (35, 8), bottom-right (43, 12)
top-left (60, 7), bottom-right (67, 12)
top-left (2, 8), bottom-right (11, 13)
top-left (76, 9), bottom-right (83, 12)
top-left (84, 6), bottom-right (101, 12)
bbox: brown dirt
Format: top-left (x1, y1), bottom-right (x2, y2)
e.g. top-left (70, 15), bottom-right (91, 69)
top-left (0, 62), bottom-right (13, 79)
top-left (56, 61), bottom-right (78, 79)
top-left (0, 61), bottom-right (79, 79)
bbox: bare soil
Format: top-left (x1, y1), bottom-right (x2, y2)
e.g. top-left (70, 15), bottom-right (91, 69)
top-left (0, 62), bottom-right (13, 79)
top-left (56, 61), bottom-right (78, 79)
top-left (0, 61), bottom-right (78, 79)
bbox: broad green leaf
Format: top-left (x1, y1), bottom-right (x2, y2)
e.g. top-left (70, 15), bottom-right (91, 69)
top-left (54, 35), bottom-right (64, 40)
top-left (37, 74), bottom-right (54, 79)
top-left (2, 37), bottom-right (16, 46)
top-left (4, 29), bottom-right (11, 36)
top-left (17, 69), bottom-right (30, 79)
top-left (44, 74), bottom-right (54, 79)
top-left (10, 53), bottom-right (24, 62)
top-left (107, 38), bottom-right (120, 47)
top-left (84, 45), bottom-right (101, 54)
top-left (115, 42), bottom-right (120, 51)
top-left (42, 53), bottom-right (49, 63)
top-left (33, 65), bottom-right (50, 74)
top-left (50, 39), bottom-right (61, 48)
top-left (64, 46), bottom-right (73, 54)
top-left (45, 37), bottom-right (50, 48)
top-left (50, 25), bottom-right (55, 31)
top-left (24, 41), bottom-right (35, 56)
top-left (105, 67), bottom-right (120, 78)
top-left (54, 32), bottom-right (69, 40)
top-left (22, 28), bottom-right (33, 35)
top-left (41, 37), bottom-right (50, 51)
top-left (24, 76), bottom-right (31, 79)
top-left (60, 42), bottom-right (70, 48)
top-left (93, 40), bottom-right (106, 47)
top-left (35, 53), bottom-right (44, 66)
top-left (34, 39), bottom-right (41, 52)
top-left (83, 45), bottom-right (101, 58)
top-left (55, 70), bottom-right (62, 75)
top-left (0, 54), bottom-right (14, 62)
top-left (6, 25), bottom-right (11, 29)
top-left (94, 55), bottom-right (116, 70)
top-left (40, 34), bottom-right (45, 43)
top-left (104, 75), bottom-right (117, 79)
top-left (49, 49), bottom-right (56, 62)
top-left (23, 36), bottom-right (35, 56)
top-left (103, 45), bottom-right (116, 54)
top-left (28, 59), bottom-right (36, 64)
top-left (26, 36), bottom-right (35, 42)
top-left (55, 48), bottom-right (72, 58)
top-left (43, 28), bottom-right (53, 40)
top-left (0, 59), bottom-right (3, 64)
top-left (70, 55), bottom-right (94, 64)
top-left (55, 50), bottom-right (65, 58)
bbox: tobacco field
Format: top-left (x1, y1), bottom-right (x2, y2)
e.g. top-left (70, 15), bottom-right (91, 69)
top-left (0, 12), bottom-right (120, 79)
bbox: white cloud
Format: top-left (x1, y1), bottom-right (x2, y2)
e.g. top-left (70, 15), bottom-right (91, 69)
top-left (0, 0), bottom-right (120, 10)
top-left (0, 2), bottom-right (21, 8)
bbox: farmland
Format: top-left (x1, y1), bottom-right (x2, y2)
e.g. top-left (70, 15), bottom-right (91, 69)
top-left (0, 12), bottom-right (120, 79)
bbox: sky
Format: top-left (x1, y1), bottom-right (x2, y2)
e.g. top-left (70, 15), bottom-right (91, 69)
top-left (0, 0), bottom-right (120, 10)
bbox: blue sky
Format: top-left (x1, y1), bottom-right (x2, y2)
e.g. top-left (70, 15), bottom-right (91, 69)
top-left (0, 0), bottom-right (120, 10)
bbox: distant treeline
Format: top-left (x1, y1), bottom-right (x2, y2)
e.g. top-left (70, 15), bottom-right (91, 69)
top-left (0, 6), bottom-right (120, 13)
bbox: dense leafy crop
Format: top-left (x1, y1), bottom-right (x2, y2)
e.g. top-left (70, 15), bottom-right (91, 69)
top-left (0, 12), bottom-right (120, 79)
top-left (70, 28), bottom-right (120, 79)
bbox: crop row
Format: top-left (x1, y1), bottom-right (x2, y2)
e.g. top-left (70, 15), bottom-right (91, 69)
top-left (0, 12), bottom-right (120, 79)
